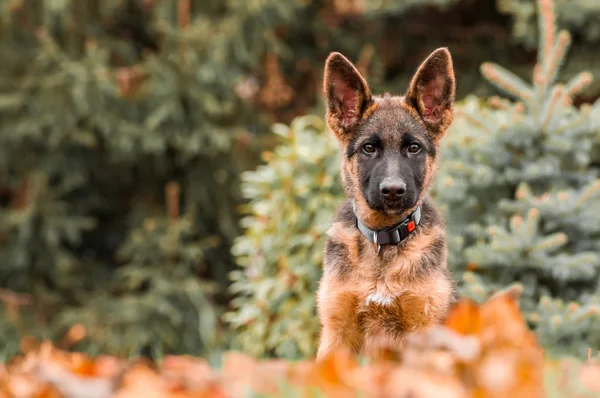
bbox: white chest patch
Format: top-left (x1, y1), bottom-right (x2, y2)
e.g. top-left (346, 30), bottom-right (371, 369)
top-left (365, 292), bottom-right (396, 307)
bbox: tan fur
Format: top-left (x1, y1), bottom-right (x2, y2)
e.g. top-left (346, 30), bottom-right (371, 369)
top-left (326, 113), bottom-right (346, 143)
top-left (361, 101), bottom-right (379, 121)
top-left (421, 153), bottom-right (439, 199)
top-left (317, 222), bottom-right (453, 360)
top-left (325, 223), bottom-right (361, 267)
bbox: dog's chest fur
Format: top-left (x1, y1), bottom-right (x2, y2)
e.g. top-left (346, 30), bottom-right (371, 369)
top-left (358, 242), bottom-right (453, 337)
top-left (322, 199), bottom-right (455, 345)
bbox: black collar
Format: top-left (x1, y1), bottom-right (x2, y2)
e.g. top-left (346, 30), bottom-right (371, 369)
top-left (352, 202), bottom-right (422, 256)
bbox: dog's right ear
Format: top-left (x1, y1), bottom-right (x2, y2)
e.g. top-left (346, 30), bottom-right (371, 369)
top-left (323, 52), bottom-right (372, 139)
top-left (405, 48), bottom-right (455, 137)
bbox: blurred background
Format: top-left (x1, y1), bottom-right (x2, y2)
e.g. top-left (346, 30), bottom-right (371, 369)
top-left (0, 0), bottom-right (599, 364)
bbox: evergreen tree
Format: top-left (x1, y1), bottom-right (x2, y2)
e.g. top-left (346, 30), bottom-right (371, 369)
top-left (432, 0), bottom-right (600, 357)
top-left (0, 0), bottom-right (285, 359)
top-left (497, 0), bottom-right (600, 49)
top-left (53, 183), bottom-right (224, 359)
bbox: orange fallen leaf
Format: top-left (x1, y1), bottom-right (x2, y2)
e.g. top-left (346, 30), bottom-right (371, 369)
top-left (222, 352), bottom-right (290, 396)
top-left (289, 348), bottom-right (359, 397)
top-left (70, 354), bottom-right (98, 377)
top-left (2, 292), bottom-right (599, 398)
top-left (479, 294), bottom-right (540, 350)
top-left (445, 298), bottom-right (482, 335)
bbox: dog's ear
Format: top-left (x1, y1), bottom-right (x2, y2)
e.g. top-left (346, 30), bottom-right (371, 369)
top-left (323, 52), bottom-right (372, 139)
top-left (405, 48), bottom-right (456, 136)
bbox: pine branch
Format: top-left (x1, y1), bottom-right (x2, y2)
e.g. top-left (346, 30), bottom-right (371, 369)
top-left (515, 182), bottom-right (534, 201)
top-left (487, 95), bottom-right (513, 110)
top-left (480, 62), bottom-right (533, 104)
top-left (575, 180), bottom-right (600, 209)
top-left (509, 214), bottom-right (524, 232)
top-left (550, 111), bottom-right (589, 136)
top-left (511, 102), bottom-right (526, 124)
top-left (529, 232), bottom-right (568, 253)
top-left (563, 72), bottom-right (594, 106)
top-left (543, 31), bottom-right (571, 88)
top-left (540, 84), bottom-right (564, 132)
top-left (536, 0), bottom-right (556, 70)
top-left (524, 208), bottom-right (540, 240)
top-left (557, 253), bottom-right (598, 278)
top-left (570, 305), bottom-right (600, 323)
top-left (533, 62), bottom-right (545, 88)
top-left (453, 108), bottom-right (495, 135)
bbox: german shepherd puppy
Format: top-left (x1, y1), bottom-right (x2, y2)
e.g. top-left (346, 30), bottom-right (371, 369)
top-left (316, 48), bottom-right (458, 360)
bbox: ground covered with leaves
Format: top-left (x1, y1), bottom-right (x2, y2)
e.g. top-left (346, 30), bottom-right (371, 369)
top-left (1, 291), bottom-right (599, 397)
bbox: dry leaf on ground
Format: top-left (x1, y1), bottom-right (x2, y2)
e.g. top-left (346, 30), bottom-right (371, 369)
top-left (0, 292), bottom-right (596, 397)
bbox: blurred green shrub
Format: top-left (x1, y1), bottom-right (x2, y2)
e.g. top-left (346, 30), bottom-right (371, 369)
top-left (225, 116), bottom-right (343, 359)
top-left (0, 0), bottom-right (281, 359)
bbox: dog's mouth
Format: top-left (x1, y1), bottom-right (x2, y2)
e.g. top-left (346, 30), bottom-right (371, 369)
top-left (382, 199), bottom-right (411, 215)
top-left (367, 195), bottom-right (417, 216)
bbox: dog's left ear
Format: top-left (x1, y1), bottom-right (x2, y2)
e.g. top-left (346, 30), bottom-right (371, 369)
top-left (405, 48), bottom-right (456, 136)
top-left (323, 52), bottom-right (372, 139)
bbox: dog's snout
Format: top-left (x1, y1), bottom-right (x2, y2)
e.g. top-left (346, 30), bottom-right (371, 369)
top-left (379, 179), bottom-right (407, 200)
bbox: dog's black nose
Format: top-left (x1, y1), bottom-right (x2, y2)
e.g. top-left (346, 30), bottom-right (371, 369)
top-left (380, 179), bottom-right (406, 200)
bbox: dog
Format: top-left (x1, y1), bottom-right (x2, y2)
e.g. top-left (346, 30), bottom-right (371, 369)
top-left (316, 48), bottom-right (458, 360)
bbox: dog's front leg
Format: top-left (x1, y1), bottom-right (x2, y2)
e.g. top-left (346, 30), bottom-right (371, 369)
top-left (316, 277), bottom-right (362, 360)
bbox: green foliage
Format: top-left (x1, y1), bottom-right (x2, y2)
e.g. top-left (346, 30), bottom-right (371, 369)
top-left (225, 116), bottom-right (343, 359)
top-left (0, 0), bottom-right (286, 359)
top-left (54, 209), bottom-right (223, 359)
top-left (229, 0), bottom-right (600, 360)
top-left (432, 0), bottom-right (600, 357)
top-left (363, 0), bottom-right (461, 14)
top-left (498, 0), bottom-right (600, 48)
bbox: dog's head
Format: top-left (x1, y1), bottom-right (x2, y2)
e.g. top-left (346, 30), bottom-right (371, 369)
top-left (323, 48), bottom-right (455, 227)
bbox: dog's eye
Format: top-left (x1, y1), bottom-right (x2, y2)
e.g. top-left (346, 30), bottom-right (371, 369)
top-left (362, 143), bottom-right (376, 154)
top-left (408, 143), bottom-right (421, 154)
